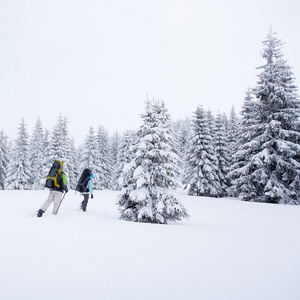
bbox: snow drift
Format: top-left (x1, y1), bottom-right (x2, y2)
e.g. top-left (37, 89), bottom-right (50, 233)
top-left (0, 190), bottom-right (299, 300)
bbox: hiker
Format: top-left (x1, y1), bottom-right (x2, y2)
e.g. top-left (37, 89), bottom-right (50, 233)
top-left (76, 169), bottom-right (94, 212)
top-left (80, 172), bottom-right (94, 212)
top-left (37, 160), bottom-right (68, 217)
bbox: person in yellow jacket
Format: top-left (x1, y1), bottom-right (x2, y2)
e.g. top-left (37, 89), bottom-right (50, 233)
top-left (37, 163), bottom-right (68, 217)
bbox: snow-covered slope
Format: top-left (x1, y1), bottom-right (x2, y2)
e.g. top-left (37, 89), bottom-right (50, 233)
top-left (0, 190), bottom-right (299, 300)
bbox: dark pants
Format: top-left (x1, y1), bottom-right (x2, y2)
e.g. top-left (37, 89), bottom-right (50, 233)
top-left (81, 194), bottom-right (89, 211)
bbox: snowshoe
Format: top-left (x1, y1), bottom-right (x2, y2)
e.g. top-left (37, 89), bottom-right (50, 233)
top-left (37, 209), bottom-right (44, 218)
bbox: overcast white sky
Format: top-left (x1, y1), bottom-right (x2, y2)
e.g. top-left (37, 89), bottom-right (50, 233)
top-left (1, 0), bottom-right (300, 145)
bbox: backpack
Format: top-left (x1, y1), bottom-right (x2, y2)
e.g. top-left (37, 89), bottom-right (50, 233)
top-left (76, 168), bottom-right (92, 193)
top-left (45, 160), bottom-right (63, 189)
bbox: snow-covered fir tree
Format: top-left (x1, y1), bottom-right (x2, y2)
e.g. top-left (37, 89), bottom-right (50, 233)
top-left (61, 116), bottom-right (76, 187)
top-left (29, 118), bottom-right (45, 189)
top-left (110, 131), bottom-right (121, 189)
top-left (5, 119), bottom-right (31, 190)
top-left (227, 106), bottom-right (240, 159)
top-left (95, 126), bottom-right (112, 189)
top-left (183, 106), bottom-right (221, 197)
top-left (222, 113), bottom-right (229, 137)
top-left (0, 130), bottom-right (10, 189)
top-left (118, 100), bottom-right (189, 224)
top-left (206, 109), bottom-right (215, 137)
top-left (112, 130), bottom-right (136, 190)
top-left (227, 89), bottom-right (257, 197)
top-left (231, 29), bottom-right (300, 204)
top-left (173, 118), bottom-right (191, 180)
top-left (43, 129), bottom-right (50, 149)
top-left (175, 119), bottom-right (191, 156)
top-left (239, 89), bottom-right (257, 144)
top-left (80, 126), bottom-right (102, 189)
top-left (40, 129), bottom-right (51, 186)
top-left (67, 137), bottom-right (78, 189)
top-left (46, 116), bottom-right (66, 167)
top-left (75, 144), bottom-right (84, 183)
top-left (45, 115), bottom-right (75, 187)
top-left (214, 112), bottom-right (230, 196)
top-left (80, 127), bottom-right (97, 169)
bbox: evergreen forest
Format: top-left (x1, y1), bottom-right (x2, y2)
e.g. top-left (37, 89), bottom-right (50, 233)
top-left (1, 29), bottom-right (300, 214)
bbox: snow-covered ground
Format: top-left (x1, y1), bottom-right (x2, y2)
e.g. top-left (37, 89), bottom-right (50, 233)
top-left (0, 190), bottom-right (299, 300)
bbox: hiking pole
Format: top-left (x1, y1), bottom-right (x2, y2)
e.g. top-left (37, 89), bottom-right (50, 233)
top-left (55, 191), bottom-right (66, 215)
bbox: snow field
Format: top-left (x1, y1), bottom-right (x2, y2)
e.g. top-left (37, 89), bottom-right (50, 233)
top-left (0, 190), bottom-right (299, 300)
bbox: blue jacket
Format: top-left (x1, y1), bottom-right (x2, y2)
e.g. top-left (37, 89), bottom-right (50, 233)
top-left (88, 179), bottom-right (93, 195)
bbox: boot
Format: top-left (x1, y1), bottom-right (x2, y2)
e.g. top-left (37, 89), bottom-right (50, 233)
top-left (37, 209), bottom-right (44, 217)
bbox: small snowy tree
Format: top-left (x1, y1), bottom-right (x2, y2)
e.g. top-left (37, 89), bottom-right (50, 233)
top-left (29, 118), bottom-right (45, 189)
top-left (222, 113), bottom-right (229, 137)
top-left (5, 119), bottom-right (31, 190)
top-left (118, 100), bottom-right (189, 224)
top-left (95, 126), bottom-right (112, 189)
top-left (67, 137), bottom-right (78, 189)
top-left (110, 131), bottom-right (121, 189)
top-left (214, 112), bottom-right (230, 196)
top-left (0, 130), bottom-right (10, 189)
top-left (173, 118), bottom-right (191, 180)
top-left (45, 115), bottom-right (66, 168)
top-left (206, 109), bottom-right (215, 137)
top-left (183, 106), bottom-right (221, 197)
top-left (45, 115), bottom-right (75, 187)
top-left (80, 127), bottom-right (97, 169)
top-left (239, 89), bottom-right (257, 144)
top-left (40, 129), bottom-right (51, 186)
top-left (113, 130), bottom-right (136, 191)
top-left (80, 126), bottom-right (102, 188)
top-left (227, 106), bottom-right (240, 160)
top-left (227, 89), bottom-right (257, 197)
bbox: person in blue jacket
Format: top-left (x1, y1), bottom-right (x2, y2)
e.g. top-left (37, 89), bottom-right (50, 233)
top-left (80, 172), bottom-right (94, 212)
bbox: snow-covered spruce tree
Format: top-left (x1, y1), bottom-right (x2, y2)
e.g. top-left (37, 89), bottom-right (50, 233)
top-left (227, 106), bottom-right (240, 160)
top-left (29, 118), bottom-right (45, 189)
top-left (214, 112), bottom-right (230, 196)
top-left (45, 115), bottom-right (75, 186)
top-left (231, 29), bottom-right (300, 204)
top-left (176, 119), bottom-right (191, 157)
top-left (118, 100), bottom-right (189, 224)
top-left (75, 144), bottom-right (84, 180)
top-left (183, 106), bottom-right (221, 197)
top-left (113, 130), bottom-right (137, 191)
top-left (61, 116), bottom-right (77, 188)
top-left (222, 113), bottom-right (229, 137)
top-left (227, 89), bottom-right (257, 197)
top-left (206, 109), bottom-right (215, 137)
top-left (173, 119), bottom-right (191, 181)
top-left (110, 131), bottom-right (121, 189)
top-left (67, 137), bottom-right (78, 189)
top-left (80, 127), bottom-right (97, 169)
top-left (0, 130), bottom-right (10, 189)
top-left (80, 126), bottom-right (102, 188)
top-left (5, 119), bottom-right (31, 189)
top-left (95, 126), bottom-right (112, 189)
top-left (40, 129), bottom-right (51, 186)
top-left (45, 115), bottom-right (66, 168)
top-left (238, 89), bottom-right (257, 145)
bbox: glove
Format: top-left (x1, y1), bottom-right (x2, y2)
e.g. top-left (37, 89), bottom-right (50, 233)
top-left (91, 194), bottom-right (94, 199)
top-left (65, 189), bottom-right (68, 193)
